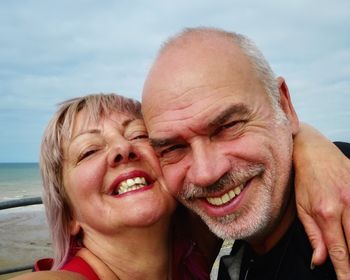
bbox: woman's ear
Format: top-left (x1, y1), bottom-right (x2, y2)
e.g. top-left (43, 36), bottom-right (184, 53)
top-left (69, 219), bottom-right (81, 236)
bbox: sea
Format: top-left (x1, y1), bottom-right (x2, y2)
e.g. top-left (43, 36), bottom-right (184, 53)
top-left (0, 163), bottom-right (52, 279)
top-left (0, 163), bottom-right (42, 202)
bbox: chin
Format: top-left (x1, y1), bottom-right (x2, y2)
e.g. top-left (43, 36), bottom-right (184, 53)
top-left (213, 213), bottom-right (271, 240)
top-left (125, 204), bottom-right (173, 228)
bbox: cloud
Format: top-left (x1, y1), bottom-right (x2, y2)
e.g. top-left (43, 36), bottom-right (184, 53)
top-left (0, 0), bottom-right (349, 161)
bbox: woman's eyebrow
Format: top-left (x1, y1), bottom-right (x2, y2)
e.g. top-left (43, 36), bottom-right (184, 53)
top-left (122, 118), bottom-right (140, 127)
top-left (71, 129), bottom-right (101, 141)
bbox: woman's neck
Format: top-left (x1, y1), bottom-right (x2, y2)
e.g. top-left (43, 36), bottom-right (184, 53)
top-left (79, 219), bottom-right (172, 280)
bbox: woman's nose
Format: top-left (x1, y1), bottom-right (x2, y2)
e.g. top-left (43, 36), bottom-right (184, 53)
top-left (113, 151), bottom-right (139, 163)
top-left (108, 140), bottom-right (140, 166)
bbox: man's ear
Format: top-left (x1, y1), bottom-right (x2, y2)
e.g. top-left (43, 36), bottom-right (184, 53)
top-left (69, 218), bottom-right (81, 236)
top-left (277, 77), bottom-right (300, 135)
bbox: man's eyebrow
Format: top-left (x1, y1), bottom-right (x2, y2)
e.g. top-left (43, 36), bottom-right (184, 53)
top-left (149, 105), bottom-right (249, 148)
top-left (209, 103), bottom-right (249, 128)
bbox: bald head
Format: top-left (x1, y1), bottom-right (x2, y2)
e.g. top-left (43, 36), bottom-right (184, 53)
top-left (159, 27), bottom-right (241, 55)
top-left (142, 27), bottom-right (281, 120)
top-left (143, 28), bottom-right (248, 114)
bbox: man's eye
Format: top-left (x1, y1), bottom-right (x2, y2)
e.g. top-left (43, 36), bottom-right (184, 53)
top-left (223, 120), bottom-right (241, 129)
top-left (160, 144), bottom-right (186, 157)
top-left (215, 120), bottom-right (244, 134)
top-left (211, 120), bottom-right (246, 140)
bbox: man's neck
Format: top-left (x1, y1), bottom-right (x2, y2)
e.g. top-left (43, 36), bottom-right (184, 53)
top-left (249, 194), bottom-right (296, 255)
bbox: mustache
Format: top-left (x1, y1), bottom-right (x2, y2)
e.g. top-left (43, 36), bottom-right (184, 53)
top-left (179, 163), bottom-right (265, 199)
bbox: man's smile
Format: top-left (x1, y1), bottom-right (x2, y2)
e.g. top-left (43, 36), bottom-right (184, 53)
top-left (206, 184), bottom-right (243, 206)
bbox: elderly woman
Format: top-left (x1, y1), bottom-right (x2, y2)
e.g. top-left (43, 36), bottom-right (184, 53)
top-left (11, 93), bottom-right (350, 280)
top-left (17, 93), bottom-right (215, 279)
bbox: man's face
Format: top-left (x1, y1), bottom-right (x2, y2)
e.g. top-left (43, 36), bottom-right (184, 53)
top-left (142, 38), bottom-right (299, 240)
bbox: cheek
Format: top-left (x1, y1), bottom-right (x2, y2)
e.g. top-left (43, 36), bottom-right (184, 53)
top-left (162, 162), bottom-right (187, 195)
top-left (67, 158), bottom-right (107, 201)
top-left (222, 131), bottom-right (277, 162)
top-left (136, 144), bottom-right (164, 177)
top-left (144, 148), bottom-right (162, 172)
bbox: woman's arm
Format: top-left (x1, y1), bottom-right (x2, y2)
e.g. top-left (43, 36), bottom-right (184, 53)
top-left (9, 271), bottom-right (86, 280)
top-left (294, 123), bottom-right (350, 279)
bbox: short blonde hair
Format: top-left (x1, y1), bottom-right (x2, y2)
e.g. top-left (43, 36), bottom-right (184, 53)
top-left (40, 93), bottom-right (141, 269)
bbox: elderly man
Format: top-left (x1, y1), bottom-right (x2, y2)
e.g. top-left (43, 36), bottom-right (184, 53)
top-left (142, 27), bottom-right (350, 279)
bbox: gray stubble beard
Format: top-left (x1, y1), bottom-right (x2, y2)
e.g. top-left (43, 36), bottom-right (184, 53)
top-left (178, 163), bottom-right (275, 240)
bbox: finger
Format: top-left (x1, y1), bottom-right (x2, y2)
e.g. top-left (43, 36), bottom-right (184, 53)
top-left (342, 209), bottom-right (350, 254)
top-left (298, 212), bottom-right (327, 266)
top-left (319, 219), bottom-right (350, 279)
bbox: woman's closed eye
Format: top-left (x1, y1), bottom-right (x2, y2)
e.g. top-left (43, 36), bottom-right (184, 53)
top-left (131, 133), bottom-right (149, 141)
top-left (78, 148), bottom-right (99, 162)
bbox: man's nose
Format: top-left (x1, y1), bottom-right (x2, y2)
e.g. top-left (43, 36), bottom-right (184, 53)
top-left (108, 138), bottom-right (140, 167)
top-left (187, 139), bottom-right (230, 187)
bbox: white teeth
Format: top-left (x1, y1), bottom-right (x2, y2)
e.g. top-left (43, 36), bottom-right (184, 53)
top-left (206, 184), bottom-right (244, 206)
top-left (228, 190), bottom-right (236, 199)
top-left (222, 193), bottom-right (230, 204)
top-left (206, 197), bottom-right (223, 206)
top-left (126, 179), bottom-right (134, 187)
top-left (234, 185), bottom-right (242, 195)
top-left (115, 177), bottom-right (148, 195)
top-left (134, 177), bottom-right (142, 184)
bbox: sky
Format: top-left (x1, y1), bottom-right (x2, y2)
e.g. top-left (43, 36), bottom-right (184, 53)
top-left (0, 0), bottom-right (349, 162)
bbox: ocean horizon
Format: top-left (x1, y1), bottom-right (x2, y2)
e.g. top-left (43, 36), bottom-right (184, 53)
top-left (0, 162), bottom-right (42, 202)
top-left (0, 162), bottom-right (53, 278)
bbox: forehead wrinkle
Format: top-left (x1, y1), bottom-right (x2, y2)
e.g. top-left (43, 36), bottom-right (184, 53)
top-left (149, 84), bottom-right (247, 132)
top-left (151, 83), bottom-right (243, 117)
top-left (146, 84), bottom-right (208, 114)
top-left (150, 101), bottom-right (238, 148)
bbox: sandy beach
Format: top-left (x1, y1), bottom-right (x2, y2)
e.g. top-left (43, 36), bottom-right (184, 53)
top-left (0, 205), bottom-right (53, 279)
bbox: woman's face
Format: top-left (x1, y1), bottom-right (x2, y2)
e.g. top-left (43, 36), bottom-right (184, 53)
top-left (62, 109), bottom-right (176, 236)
